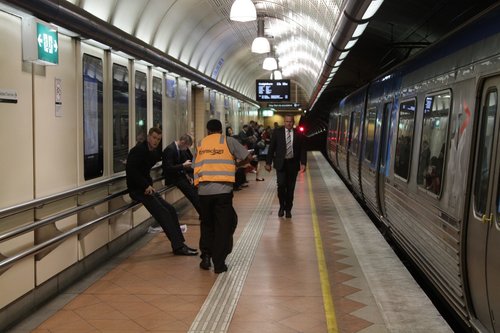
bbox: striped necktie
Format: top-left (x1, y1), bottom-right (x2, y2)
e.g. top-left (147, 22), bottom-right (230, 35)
top-left (286, 129), bottom-right (293, 159)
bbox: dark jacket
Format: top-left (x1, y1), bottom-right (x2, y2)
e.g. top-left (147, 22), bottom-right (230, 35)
top-left (266, 127), bottom-right (307, 171)
top-left (162, 141), bottom-right (193, 184)
top-left (126, 141), bottom-right (161, 193)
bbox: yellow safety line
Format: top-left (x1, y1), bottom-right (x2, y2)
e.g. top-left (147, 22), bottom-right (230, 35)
top-left (306, 170), bottom-right (338, 333)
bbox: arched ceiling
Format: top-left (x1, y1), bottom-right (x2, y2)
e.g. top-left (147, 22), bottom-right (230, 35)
top-left (66, 0), bottom-right (352, 109)
top-left (312, 0), bottom-right (498, 119)
top-left (5, 0), bottom-right (495, 119)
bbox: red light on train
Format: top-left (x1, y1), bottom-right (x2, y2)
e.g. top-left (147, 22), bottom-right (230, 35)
top-left (298, 126), bottom-right (305, 132)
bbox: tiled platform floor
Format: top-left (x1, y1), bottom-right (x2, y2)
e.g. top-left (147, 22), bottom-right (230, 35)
top-left (7, 153), bottom-right (451, 333)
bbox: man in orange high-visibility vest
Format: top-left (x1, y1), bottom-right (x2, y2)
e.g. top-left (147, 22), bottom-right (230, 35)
top-left (194, 119), bottom-right (253, 273)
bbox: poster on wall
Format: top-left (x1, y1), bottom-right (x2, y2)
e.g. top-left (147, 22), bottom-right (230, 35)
top-left (210, 90), bottom-right (215, 115)
top-left (83, 77), bottom-right (98, 155)
top-left (178, 80), bottom-right (187, 105)
top-left (211, 58), bottom-right (224, 79)
top-left (0, 89), bottom-right (17, 103)
top-left (55, 78), bottom-right (63, 117)
top-left (166, 76), bottom-right (176, 98)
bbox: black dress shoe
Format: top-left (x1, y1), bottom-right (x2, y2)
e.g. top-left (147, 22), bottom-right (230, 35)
top-left (173, 245), bottom-right (198, 256)
top-left (186, 245), bottom-right (198, 252)
top-left (200, 254), bottom-right (211, 270)
top-left (278, 208), bottom-right (284, 217)
top-left (214, 264), bottom-right (228, 274)
top-left (285, 211), bottom-right (292, 218)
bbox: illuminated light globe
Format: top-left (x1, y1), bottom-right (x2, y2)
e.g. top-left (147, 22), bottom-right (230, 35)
top-left (263, 57), bottom-right (278, 70)
top-left (230, 0), bottom-right (256, 22)
top-left (251, 37), bottom-right (270, 54)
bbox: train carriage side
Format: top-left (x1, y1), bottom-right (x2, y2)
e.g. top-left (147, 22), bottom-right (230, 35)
top-left (459, 7), bottom-right (500, 332)
top-left (346, 87), bottom-right (368, 198)
top-left (381, 6), bottom-right (500, 328)
top-left (359, 74), bottom-right (400, 219)
top-left (336, 101), bottom-right (351, 186)
top-left (384, 76), bottom-right (468, 322)
top-left (328, 3), bottom-right (500, 331)
top-left (327, 110), bottom-right (340, 169)
top-left (467, 70), bottom-right (500, 333)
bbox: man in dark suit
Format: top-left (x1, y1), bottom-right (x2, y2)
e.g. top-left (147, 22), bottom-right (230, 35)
top-left (162, 134), bottom-right (202, 218)
top-left (126, 127), bottom-right (198, 256)
top-left (265, 115), bottom-right (307, 218)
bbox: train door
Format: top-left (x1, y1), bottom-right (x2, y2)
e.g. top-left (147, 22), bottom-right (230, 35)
top-left (466, 76), bottom-right (500, 332)
top-left (328, 113), bottom-right (340, 168)
top-left (376, 102), bottom-right (392, 217)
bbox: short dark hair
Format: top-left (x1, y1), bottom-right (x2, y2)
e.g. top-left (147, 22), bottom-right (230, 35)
top-left (149, 127), bottom-right (162, 135)
top-left (179, 134), bottom-right (193, 145)
top-left (206, 119), bottom-right (222, 133)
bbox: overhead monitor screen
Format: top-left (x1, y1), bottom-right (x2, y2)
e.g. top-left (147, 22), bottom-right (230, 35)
top-left (256, 79), bottom-right (290, 101)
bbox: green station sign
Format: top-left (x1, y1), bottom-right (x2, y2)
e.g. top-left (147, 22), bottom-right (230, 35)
top-left (268, 103), bottom-right (301, 109)
top-left (36, 22), bottom-right (58, 64)
top-left (22, 18), bottom-right (59, 65)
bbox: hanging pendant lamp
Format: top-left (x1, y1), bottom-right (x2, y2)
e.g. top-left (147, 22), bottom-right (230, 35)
top-left (230, 0), bottom-right (257, 22)
top-left (263, 57), bottom-right (278, 70)
top-left (251, 18), bottom-right (270, 53)
top-left (273, 70), bottom-right (282, 80)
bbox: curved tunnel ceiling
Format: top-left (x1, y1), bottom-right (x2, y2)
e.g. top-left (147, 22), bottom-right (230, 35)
top-left (3, 0), bottom-right (496, 123)
top-left (66, 0), bottom-right (349, 109)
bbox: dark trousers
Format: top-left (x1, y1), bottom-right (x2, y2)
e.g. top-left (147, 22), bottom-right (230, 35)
top-left (130, 191), bottom-right (185, 250)
top-left (199, 193), bottom-right (237, 270)
top-left (169, 177), bottom-right (202, 216)
top-left (276, 159), bottom-right (299, 211)
top-left (234, 168), bottom-right (247, 187)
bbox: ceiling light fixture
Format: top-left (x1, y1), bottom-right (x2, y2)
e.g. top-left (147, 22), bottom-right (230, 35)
top-left (352, 23), bottom-right (368, 38)
top-left (230, 0), bottom-right (256, 22)
top-left (263, 56), bottom-right (278, 70)
top-left (251, 17), bottom-right (270, 53)
top-left (362, 0), bottom-right (384, 20)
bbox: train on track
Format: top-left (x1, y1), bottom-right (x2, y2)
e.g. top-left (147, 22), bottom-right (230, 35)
top-left (326, 3), bottom-right (500, 332)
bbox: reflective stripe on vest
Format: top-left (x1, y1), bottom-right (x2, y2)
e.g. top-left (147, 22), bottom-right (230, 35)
top-left (194, 134), bottom-right (235, 185)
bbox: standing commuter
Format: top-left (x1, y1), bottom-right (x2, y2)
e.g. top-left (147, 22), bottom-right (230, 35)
top-left (126, 127), bottom-right (198, 256)
top-left (194, 119), bottom-right (253, 273)
top-left (265, 115), bottom-right (307, 218)
top-left (418, 140), bottom-right (431, 185)
top-left (162, 134), bottom-right (202, 218)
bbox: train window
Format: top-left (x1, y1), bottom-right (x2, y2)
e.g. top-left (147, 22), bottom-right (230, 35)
top-left (417, 92), bottom-right (451, 195)
top-left (112, 64), bottom-right (129, 173)
top-left (350, 110), bottom-right (361, 156)
top-left (339, 115), bottom-right (349, 148)
top-left (178, 79), bottom-right (188, 136)
top-left (153, 77), bottom-right (162, 130)
top-left (380, 102), bottom-right (393, 170)
top-left (473, 90), bottom-right (497, 215)
top-left (329, 113), bottom-right (340, 154)
top-left (497, 181), bottom-right (500, 220)
top-left (83, 54), bottom-right (104, 181)
top-left (394, 99), bottom-right (416, 180)
top-left (364, 107), bottom-right (377, 162)
top-left (135, 71), bottom-right (147, 143)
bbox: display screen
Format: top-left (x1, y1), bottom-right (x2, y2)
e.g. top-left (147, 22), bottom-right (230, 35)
top-left (423, 96), bottom-right (433, 113)
top-left (256, 79), bottom-right (290, 101)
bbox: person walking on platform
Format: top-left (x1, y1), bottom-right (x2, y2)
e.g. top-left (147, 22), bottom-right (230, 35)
top-left (194, 119), bottom-right (253, 273)
top-left (126, 127), bottom-right (198, 256)
top-left (265, 115), bottom-right (307, 218)
top-left (162, 134), bottom-right (202, 218)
